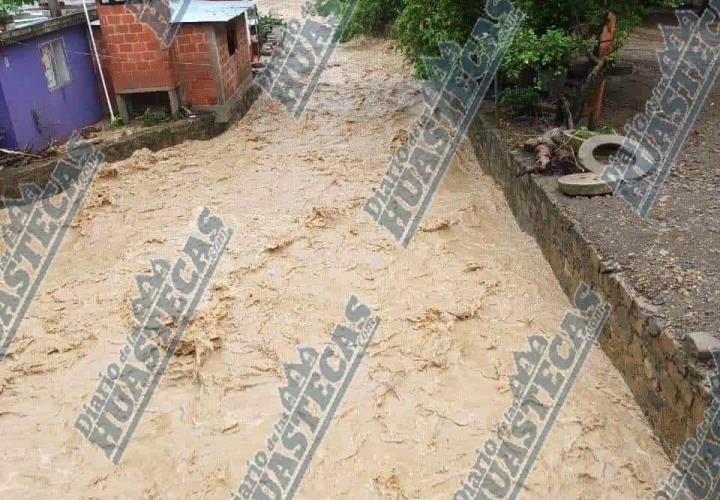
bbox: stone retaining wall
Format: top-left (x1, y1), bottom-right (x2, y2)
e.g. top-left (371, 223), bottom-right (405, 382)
top-left (468, 112), bottom-right (712, 457)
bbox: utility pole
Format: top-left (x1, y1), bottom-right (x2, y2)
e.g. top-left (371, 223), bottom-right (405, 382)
top-left (47, 0), bottom-right (62, 18)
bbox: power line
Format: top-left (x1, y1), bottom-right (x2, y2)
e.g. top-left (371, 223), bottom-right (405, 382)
top-left (2, 35), bottom-right (217, 68)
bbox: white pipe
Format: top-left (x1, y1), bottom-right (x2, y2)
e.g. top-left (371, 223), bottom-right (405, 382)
top-left (80, 0), bottom-right (115, 121)
top-left (244, 11), bottom-right (252, 60)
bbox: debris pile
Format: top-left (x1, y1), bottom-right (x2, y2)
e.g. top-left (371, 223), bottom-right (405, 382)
top-left (517, 128), bottom-right (579, 177)
top-left (0, 125), bottom-right (102, 170)
top-left (253, 23), bottom-right (285, 76)
top-left (0, 144), bottom-right (58, 170)
top-left (516, 127), bottom-right (621, 197)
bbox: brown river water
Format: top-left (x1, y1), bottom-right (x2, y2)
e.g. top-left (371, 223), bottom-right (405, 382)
top-left (0, 1), bottom-right (670, 498)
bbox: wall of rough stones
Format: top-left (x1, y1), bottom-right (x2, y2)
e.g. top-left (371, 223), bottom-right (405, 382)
top-left (468, 113), bottom-right (714, 457)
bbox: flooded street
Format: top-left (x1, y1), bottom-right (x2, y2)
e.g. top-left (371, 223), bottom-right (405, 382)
top-left (0, 1), bottom-right (671, 498)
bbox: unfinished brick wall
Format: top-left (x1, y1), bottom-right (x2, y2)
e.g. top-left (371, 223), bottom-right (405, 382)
top-left (96, 4), bottom-right (174, 92)
top-left (171, 25), bottom-right (217, 107)
top-left (90, 26), bottom-right (116, 104)
top-left (214, 14), bottom-right (252, 103)
top-left (95, 6), bottom-right (253, 115)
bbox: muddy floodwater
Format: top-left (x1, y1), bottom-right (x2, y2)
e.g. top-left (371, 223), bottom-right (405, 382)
top-left (0, 1), bottom-right (670, 498)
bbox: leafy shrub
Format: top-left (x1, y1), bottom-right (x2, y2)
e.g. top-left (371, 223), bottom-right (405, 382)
top-left (138, 108), bottom-right (170, 128)
top-left (500, 28), bottom-right (591, 90)
top-left (257, 13), bottom-right (285, 41)
top-left (109, 116), bottom-right (126, 129)
top-left (0, 0), bottom-right (31, 18)
top-left (391, 0), bottom-right (483, 77)
top-left (341, 0), bottom-right (405, 40)
top-left (344, 0), bottom-right (683, 81)
top-left (500, 87), bottom-right (540, 114)
top-left (514, 0), bottom-right (682, 45)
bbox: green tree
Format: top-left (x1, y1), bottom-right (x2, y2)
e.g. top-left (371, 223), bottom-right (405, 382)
top-left (344, 0), bottom-right (683, 78)
top-left (0, 0), bottom-right (33, 18)
top-left (342, 0), bottom-right (405, 40)
top-left (515, 0), bottom-right (684, 38)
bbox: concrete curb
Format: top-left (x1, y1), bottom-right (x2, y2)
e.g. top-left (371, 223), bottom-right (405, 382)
top-left (468, 112), bottom-right (712, 458)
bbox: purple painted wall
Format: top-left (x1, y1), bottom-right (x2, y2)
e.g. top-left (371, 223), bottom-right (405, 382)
top-left (0, 83), bottom-right (16, 148)
top-left (0, 24), bottom-right (104, 151)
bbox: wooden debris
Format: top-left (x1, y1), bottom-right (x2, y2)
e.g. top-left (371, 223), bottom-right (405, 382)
top-left (0, 128), bottom-right (105, 170)
top-left (517, 127), bottom-right (580, 177)
top-left (79, 125), bottom-right (101, 139)
top-left (535, 144), bottom-right (552, 171)
top-left (523, 137), bottom-right (542, 152)
top-left (0, 147), bottom-right (48, 169)
top-left (0, 148), bottom-right (41, 158)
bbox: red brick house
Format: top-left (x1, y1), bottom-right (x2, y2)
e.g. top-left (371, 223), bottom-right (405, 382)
top-left (92, 0), bottom-right (255, 122)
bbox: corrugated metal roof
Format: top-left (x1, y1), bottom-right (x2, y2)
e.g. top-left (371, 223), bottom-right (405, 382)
top-left (1, 10), bottom-right (95, 43)
top-left (90, 0), bottom-right (255, 26)
top-left (170, 0), bottom-right (254, 24)
top-left (7, 13), bottom-right (50, 29)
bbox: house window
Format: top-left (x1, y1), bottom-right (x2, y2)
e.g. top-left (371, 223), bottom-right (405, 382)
top-left (40, 39), bottom-right (71, 90)
top-left (227, 23), bottom-right (237, 56)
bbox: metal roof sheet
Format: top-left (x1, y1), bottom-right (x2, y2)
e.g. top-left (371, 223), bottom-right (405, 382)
top-left (90, 1), bottom-right (255, 26)
top-left (170, 0), bottom-right (254, 24)
top-left (1, 10), bottom-right (96, 43)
